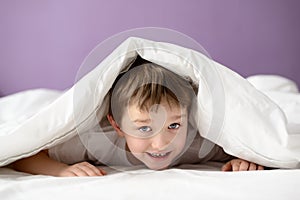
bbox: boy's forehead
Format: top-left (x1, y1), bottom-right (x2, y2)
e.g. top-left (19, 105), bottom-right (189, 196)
top-left (127, 101), bottom-right (187, 119)
top-left (130, 96), bottom-right (184, 110)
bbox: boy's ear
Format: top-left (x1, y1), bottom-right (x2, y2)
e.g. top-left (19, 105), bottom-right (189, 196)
top-left (107, 114), bottom-right (124, 137)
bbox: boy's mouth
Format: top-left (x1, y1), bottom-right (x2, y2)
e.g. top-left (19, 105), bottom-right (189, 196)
top-left (146, 151), bottom-right (171, 159)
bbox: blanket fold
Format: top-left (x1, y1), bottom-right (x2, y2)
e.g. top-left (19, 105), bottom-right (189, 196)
top-left (0, 37), bottom-right (299, 168)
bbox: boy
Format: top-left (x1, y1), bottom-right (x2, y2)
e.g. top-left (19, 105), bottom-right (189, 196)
top-left (11, 60), bottom-right (264, 176)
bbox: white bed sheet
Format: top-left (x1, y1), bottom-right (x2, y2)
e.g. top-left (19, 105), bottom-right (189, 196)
top-left (1, 163), bottom-right (299, 200)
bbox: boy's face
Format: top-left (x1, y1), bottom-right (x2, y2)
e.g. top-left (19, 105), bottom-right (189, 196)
top-left (111, 100), bottom-right (188, 170)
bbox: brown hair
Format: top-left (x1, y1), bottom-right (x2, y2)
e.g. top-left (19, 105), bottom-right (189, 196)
top-left (109, 60), bottom-right (197, 125)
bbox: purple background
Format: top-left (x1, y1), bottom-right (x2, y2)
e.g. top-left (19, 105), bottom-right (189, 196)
top-left (0, 0), bottom-right (299, 97)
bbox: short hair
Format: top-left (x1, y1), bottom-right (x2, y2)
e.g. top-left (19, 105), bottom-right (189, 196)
top-left (109, 60), bottom-right (197, 125)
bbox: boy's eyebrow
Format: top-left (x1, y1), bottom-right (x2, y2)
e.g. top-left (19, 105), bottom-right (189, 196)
top-left (133, 114), bottom-right (186, 123)
top-left (133, 118), bottom-right (151, 123)
top-left (171, 114), bottom-right (187, 121)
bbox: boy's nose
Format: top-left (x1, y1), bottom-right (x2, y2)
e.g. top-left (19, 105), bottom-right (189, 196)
top-left (150, 132), bottom-right (170, 150)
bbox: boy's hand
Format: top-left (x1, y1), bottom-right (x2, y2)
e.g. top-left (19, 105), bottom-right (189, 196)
top-left (221, 159), bottom-right (264, 171)
top-left (58, 161), bottom-right (107, 177)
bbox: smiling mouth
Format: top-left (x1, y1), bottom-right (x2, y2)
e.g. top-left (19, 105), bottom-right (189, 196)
top-left (146, 152), bottom-right (171, 159)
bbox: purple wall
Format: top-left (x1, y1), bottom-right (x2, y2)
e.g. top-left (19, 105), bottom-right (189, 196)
top-left (0, 0), bottom-right (299, 96)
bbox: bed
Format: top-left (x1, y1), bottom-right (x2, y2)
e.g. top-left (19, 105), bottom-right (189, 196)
top-left (1, 163), bottom-right (300, 199)
top-left (0, 37), bottom-right (299, 199)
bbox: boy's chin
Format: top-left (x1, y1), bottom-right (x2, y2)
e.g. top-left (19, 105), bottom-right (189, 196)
top-left (146, 163), bottom-right (170, 170)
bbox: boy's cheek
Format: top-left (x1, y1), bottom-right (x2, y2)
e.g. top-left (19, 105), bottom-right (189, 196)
top-left (125, 135), bottom-right (148, 153)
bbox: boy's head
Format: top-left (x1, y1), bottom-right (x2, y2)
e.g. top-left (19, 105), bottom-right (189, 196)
top-left (107, 61), bottom-right (196, 170)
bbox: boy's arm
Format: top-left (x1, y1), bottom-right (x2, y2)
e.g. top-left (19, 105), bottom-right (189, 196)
top-left (10, 150), bottom-right (68, 176)
top-left (10, 150), bottom-right (106, 176)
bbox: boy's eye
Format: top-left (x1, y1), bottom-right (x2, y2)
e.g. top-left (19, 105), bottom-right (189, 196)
top-left (138, 126), bottom-right (152, 132)
top-left (168, 123), bottom-right (180, 129)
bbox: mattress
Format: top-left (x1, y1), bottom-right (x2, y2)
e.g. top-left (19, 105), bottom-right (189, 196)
top-left (1, 163), bottom-right (299, 200)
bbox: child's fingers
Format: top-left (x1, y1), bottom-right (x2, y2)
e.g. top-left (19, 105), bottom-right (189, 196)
top-left (221, 162), bottom-right (232, 171)
top-left (258, 165), bottom-right (264, 170)
top-left (238, 161), bottom-right (250, 171)
top-left (70, 165), bottom-right (90, 176)
top-left (249, 162), bottom-right (258, 171)
top-left (79, 162), bottom-right (104, 176)
top-left (81, 162), bottom-right (103, 176)
top-left (69, 162), bottom-right (103, 176)
top-left (222, 159), bottom-right (265, 172)
top-left (232, 161), bottom-right (242, 171)
top-left (98, 167), bottom-right (107, 175)
top-left (61, 171), bottom-right (77, 177)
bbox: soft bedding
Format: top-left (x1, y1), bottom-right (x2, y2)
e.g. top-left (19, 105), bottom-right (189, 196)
top-left (0, 37), bottom-right (299, 168)
top-left (0, 37), bottom-right (300, 199)
top-left (1, 163), bottom-right (299, 200)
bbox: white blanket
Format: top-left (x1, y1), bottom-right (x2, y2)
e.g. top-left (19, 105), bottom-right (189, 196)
top-left (1, 163), bottom-right (299, 200)
top-left (0, 37), bottom-right (299, 168)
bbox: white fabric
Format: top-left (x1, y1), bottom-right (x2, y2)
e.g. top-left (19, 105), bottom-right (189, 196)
top-left (0, 37), bottom-right (299, 168)
top-left (0, 89), bottom-right (61, 136)
top-left (247, 75), bottom-right (300, 151)
top-left (247, 75), bottom-right (299, 93)
top-left (0, 165), bottom-right (299, 200)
